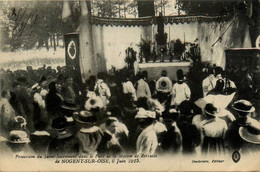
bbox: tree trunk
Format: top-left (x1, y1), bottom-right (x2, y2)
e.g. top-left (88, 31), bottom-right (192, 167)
top-left (57, 34), bottom-right (59, 47)
top-left (45, 39), bottom-right (49, 51)
top-left (50, 35), bottom-right (53, 47)
top-left (53, 34), bottom-right (56, 51)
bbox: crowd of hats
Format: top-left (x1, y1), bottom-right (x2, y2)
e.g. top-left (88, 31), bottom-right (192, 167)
top-left (1, 64), bottom-right (260, 156)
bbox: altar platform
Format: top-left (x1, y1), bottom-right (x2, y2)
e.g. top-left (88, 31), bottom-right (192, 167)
top-left (138, 60), bottom-right (191, 81)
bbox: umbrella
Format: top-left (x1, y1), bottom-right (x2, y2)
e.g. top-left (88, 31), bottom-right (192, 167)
top-left (195, 92), bottom-right (236, 110)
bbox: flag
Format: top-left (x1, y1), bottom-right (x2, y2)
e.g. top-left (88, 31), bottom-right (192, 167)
top-left (64, 33), bottom-right (82, 85)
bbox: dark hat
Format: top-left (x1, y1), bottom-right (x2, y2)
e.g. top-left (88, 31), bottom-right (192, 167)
top-left (60, 101), bottom-right (80, 112)
top-left (8, 130), bottom-right (30, 144)
top-left (74, 110), bottom-right (97, 124)
top-left (179, 100), bottom-right (193, 115)
top-left (41, 76), bottom-right (57, 87)
top-left (161, 70), bottom-right (168, 77)
top-left (34, 121), bottom-right (48, 131)
top-left (232, 100), bottom-right (255, 113)
top-left (51, 117), bottom-right (69, 131)
top-left (204, 103), bottom-right (217, 116)
top-left (215, 66), bottom-right (223, 75)
top-left (208, 68), bottom-right (214, 75)
top-left (177, 69), bottom-right (184, 80)
top-left (162, 109), bottom-right (179, 121)
top-left (239, 123), bottom-right (260, 144)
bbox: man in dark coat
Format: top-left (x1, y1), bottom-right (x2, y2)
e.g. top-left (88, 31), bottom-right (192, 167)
top-left (161, 109), bottom-right (182, 154)
top-left (225, 100), bottom-right (259, 153)
top-left (48, 117), bottom-right (80, 155)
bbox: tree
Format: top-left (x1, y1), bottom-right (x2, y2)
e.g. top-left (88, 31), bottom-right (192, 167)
top-left (175, 0), bottom-right (237, 16)
top-left (0, 1), bottom-right (71, 52)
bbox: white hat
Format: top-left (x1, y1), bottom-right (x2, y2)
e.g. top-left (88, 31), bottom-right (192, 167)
top-left (135, 108), bottom-right (156, 119)
top-left (8, 130), bottom-right (30, 144)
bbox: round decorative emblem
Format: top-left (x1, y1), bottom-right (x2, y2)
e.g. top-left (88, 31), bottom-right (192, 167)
top-left (67, 40), bottom-right (76, 59)
top-left (232, 151), bottom-right (241, 163)
top-left (256, 35), bottom-right (260, 49)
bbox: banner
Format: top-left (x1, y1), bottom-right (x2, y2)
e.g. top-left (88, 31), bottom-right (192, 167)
top-left (64, 33), bottom-right (82, 85)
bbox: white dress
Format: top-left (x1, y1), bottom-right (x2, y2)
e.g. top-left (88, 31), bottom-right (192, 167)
top-left (136, 79), bottom-right (151, 98)
top-left (136, 125), bottom-right (158, 155)
top-left (171, 82), bottom-right (191, 106)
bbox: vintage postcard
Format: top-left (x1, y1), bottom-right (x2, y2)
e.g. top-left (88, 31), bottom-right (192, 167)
top-left (0, 0), bottom-right (260, 171)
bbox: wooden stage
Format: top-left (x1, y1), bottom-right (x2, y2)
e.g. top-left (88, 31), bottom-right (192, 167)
top-left (138, 60), bottom-right (191, 81)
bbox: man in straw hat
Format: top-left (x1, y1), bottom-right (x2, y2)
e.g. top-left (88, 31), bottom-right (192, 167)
top-left (48, 117), bottom-right (80, 155)
top-left (225, 99), bottom-right (260, 153)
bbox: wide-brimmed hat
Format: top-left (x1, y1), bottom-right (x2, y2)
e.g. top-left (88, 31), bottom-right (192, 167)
top-left (135, 108), bottom-right (156, 119)
top-left (51, 117), bottom-right (69, 131)
top-left (239, 124), bottom-right (260, 144)
top-left (8, 130), bottom-right (30, 144)
top-left (41, 76), bottom-right (57, 87)
top-left (60, 101), bottom-right (80, 112)
top-left (204, 103), bottom-right (217, 116)
top-left (74, 110), bottom-right (97, 124)
top-left (162, 109), bottom-right (179, 121)
top-left (232, 100), bottom-right (255, 113)
top-left (31, 83), bottom-right (41, 92)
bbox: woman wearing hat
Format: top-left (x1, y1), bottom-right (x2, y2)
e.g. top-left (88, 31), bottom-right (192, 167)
top-left (74, 111), bottom-right (103, 155)
top-left (45, 81), bottom-right (64, 121)
top-left (225, 100), bottom-right (260, 153)
top-left (7, 130), bottom-right (36, 157)
top-left (135, 108), bottom-right (158, 155)
top-left (178, 101), bottom-right (201, 155)
top-left (161, 109), bottom-right (182, 154)
top-left (199, 103), bottom-right (227, 155)
top-left (31, 84), bottom-right (48, 125)
top-left (238, 121), bottom-right (260, 155)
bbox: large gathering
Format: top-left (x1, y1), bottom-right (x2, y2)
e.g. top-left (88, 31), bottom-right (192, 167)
top-left (0, 1), bottom-right (260, 170)
top-left (0, 61), bottom-right (260, 157)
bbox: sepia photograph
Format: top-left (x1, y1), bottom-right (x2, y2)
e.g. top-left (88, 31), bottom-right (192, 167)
top-left (0, 0), bottom-right (260, 171)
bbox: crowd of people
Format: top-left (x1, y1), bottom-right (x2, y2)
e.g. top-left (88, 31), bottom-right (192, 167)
top-left (0, 62), bottom-right (260, 158)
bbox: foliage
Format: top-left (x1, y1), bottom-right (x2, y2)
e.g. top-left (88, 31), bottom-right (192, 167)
top-left (0, 1), bottom-right (71, 52)
top-left (155, 32), bottom-right (167, 45)
top-left (175, 0), bottom-right (237, 15)
top-left (173, 39), bottom-right (185, 57)
top-left (138, 39), bottom-right (151, 62)
top-left (91, 0), bottom-right (138, 18)
top-left (154, 0), bottom-right (169, 16)
top-left (124, 47), bottom-right (136, 70)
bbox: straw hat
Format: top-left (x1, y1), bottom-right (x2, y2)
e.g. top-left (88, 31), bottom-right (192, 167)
top-left (74, 110), bottom-right (97, 125)
top-left (204, 103), bottom-right (217, 116)
top-left (239, 124), bottom-right (260, 144)
top-left (232, 100), bottom-right (255, 113)
top-left (8, 130), bottom-right (30, 144)
top-left (135, 108), bottom-right (156, 119)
